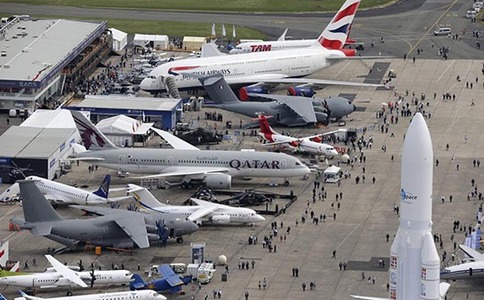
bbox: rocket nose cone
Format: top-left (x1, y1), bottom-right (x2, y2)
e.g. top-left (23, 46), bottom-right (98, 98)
top-left (402, 112), bottom-right (433, 159)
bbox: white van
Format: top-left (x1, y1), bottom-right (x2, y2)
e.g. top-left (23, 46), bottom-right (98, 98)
top-left (434, 27), bottom-right (452, 36)
top-left (197, 263), bottom-right (216, 284)
top-left (466, 10), bottom-right (477, 19)
top-left (473, 2), bottom-right (483, 9)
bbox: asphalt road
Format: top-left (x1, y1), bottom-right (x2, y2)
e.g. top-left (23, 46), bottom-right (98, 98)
top-left (0, 0), bottom-right (482, 59)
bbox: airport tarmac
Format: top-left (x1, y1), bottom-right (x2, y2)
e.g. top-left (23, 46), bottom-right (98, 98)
top-left (1, 57), bottom-right (484, 300)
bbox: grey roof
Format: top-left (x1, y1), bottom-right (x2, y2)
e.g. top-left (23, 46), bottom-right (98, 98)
top-left (0, 126), bottom-right (76, 159)
top-left (0, 18), bottom-right (105, 82)
top-left (72, 95), bottom-right (182, 111)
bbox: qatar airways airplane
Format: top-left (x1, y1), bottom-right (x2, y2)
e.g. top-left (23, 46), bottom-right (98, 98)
top-left (69, 111), bottom-right (310, 189)
top-left (140, 0), bottom-right (379, 95)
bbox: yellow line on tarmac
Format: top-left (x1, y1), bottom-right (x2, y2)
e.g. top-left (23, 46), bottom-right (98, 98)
top-left (407, 0), bottom-right (460, 55)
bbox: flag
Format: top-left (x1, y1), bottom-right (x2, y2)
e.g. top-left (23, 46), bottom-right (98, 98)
top-left (222, 23), bottom-right (226, 37)
top-left (211, 23), bottom-right (216, 36)
top-left (232, 24), bottom-right (236, 38)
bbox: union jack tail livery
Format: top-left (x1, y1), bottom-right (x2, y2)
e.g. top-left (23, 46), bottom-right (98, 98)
top-left (318, 0), bottom-right (361, 51)
top-left (70, 110), bottom-right (117, 150)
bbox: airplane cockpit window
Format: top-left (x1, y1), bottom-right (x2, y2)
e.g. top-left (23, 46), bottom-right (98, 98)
top-left (148, 75), bottom-right (156, 79)
top-left (295, 162), bottom-right (301, 165)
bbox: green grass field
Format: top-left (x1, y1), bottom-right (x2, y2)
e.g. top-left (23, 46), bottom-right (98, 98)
top-left (0, 0), bottom-right (392, 39)
top-left (0, 0), bottom-right (391, 12)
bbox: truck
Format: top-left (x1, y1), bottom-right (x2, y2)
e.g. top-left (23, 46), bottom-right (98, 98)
top-left (186, 263), bottom-right (216, 284)
top-left (197, 263), bottom-right (216, 284)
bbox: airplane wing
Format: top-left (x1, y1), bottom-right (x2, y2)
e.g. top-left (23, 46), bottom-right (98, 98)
top-left (186, 204), bottom-right (219, 222)
top-left (151, 128), bottom-right (200, 150)
top-left (111, 216), bottom-right (150, 249)
top-left (70, 205), bottom-right (125, 216)
top-left (135, 166), bottom-right (230, 179)
top-left (158, 264), bottom-right (184, 287)
top-left (351, 296), bottom-right (387, 300)
top-left (222, 74), bottom-right (384, 88)
top-left (107, 195), bottom-right (134, 202)
top-left (275, 97), bottom-right (317, 123)
top-left (67, 156), bottom-right (106, 161)
top-left (264, 77), bottom-right (385, 88)
top-left (459, 244), bottom-right (484, 261)
top-left (45, 255), bottom-right (88, 288)
top-left (71, 206), bottom-right (150, 248)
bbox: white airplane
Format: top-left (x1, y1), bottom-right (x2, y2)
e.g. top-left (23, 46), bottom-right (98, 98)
top-left (440, 244), bottom-right (484, 280)
top-left (0, 175), bottom-right (128, 205)
top-left (229, 16), bottom-right (358, 55)
top-left (69, 111), bottom-right (310, 189)
top-left (140, 0), bottom-right (382, 96)
top-left (257, 115), bottom-right (339, 157)
top-left (13, 290), bottom-right (166, 300)
top-left (127, 184), bottom-right (266, 225)
top-left (0, 255), bottom-right (132, 291)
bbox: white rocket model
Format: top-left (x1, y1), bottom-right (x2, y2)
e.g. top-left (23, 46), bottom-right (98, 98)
top-left (352, 113), bottom-right (450, 300)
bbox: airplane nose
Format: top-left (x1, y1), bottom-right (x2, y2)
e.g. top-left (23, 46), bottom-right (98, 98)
top-left (331, 150), bottom-right (339, 156)
top-left (255, 215), bottom-right (266, 222)
top-left (353, 104), bottom-right (357, 112)
top-left (139, 78), bottom-right (150, 90)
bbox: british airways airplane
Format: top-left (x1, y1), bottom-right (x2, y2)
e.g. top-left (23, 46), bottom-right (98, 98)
top-left (140, 0), bottom-right (379, 96)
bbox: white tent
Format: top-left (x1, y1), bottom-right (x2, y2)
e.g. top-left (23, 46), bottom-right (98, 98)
top-left (109, 28), bottom-right (128, 52)
top-left (20, 109), bottom-right (80, 141)
top-left (183, 36), bottom-right (206, 51)
top-left (133, 34), bottom-right (169, 50)
top-left (96, 115), bottom-right (154, 147)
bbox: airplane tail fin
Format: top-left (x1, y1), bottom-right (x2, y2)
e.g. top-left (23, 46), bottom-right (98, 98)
top-left (70, 110), bottom-right (118, 151)
top-left (198, 74), bottom-right (240, 104)
top-left (258, 115), bottom-right (277, 135)
top-left (18, 180), bottom-right (62, 223)
top-left (130, 274), bottom-right (147, 290)
top-left (277, 28), bottom-right (289, 41)
top-left (318, 0), bottom-right (361, 50)
top-left (127, 184), bottom-right (167, 211)
top-left (93, 175), bottom-right (110, 199)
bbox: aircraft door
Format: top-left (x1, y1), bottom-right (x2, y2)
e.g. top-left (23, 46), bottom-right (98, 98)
top-left (281, 159), bottom-right (287, 170)
top-left (118, 155), bottom-right (125, 164)
top-left (167, 157), bottom-right (174, 166)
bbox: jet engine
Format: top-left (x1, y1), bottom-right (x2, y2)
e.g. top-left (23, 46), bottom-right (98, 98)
top-left (315, 112), bottom-right (329, 125)
top-left (341, 48), bottom-right (357, 57)
top-left (287, 86), bottom-right (316, 97)
top-left (210, 214), bottom-right (231, 224)
top-left (147, 233), bottom-right (161, 241)
top-left (239, 85), bottom-right (269, 101)
top-left (203, 173), bottom-right (232, 189)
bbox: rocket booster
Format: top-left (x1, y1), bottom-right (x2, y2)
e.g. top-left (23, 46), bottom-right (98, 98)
top-left (390, 113), bottom-right (440, 300)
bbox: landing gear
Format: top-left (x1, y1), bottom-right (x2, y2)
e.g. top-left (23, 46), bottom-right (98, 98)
top-left (67, 291), bottom-right (73, 296)
top-left (176, 237), bottom-right (184, 243)
top-left (283, 180), bottom-right (290, 186)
